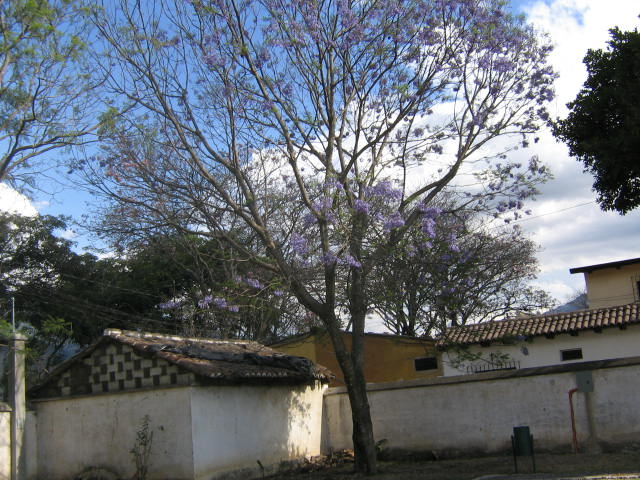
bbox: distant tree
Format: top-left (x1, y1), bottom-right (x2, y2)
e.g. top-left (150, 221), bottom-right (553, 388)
top-left (120, 233), bottom-right (314, 342)
top-left (547, 290), bottom-right (587, 313)
top-left (0, 212), bottom-right (114, 343)
top-left (0, 213), bottom-right (92, 385)
top-left (370, 209), bottom-right (554, 337)
top-left (553, 26), bottom-right (640, 214)
top-left (0, 0), bottom-right (97, 188)
top-left (0, 212), bottom-right (308, 345)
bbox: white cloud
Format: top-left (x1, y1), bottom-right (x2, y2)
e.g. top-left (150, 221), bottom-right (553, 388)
top-left (59, 229), bottom-right (78, 240)
top-left (525, 0), bottom-right (640, 108)
top-left (512, 1), bottom-right (640, 303)
top-left (0, 183), bottom-right (38, 217)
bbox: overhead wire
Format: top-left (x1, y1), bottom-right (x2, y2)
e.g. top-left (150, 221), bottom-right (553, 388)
top-left (7, 289), bottom-right (180, 332)
top-left (1, 198), bottom-right (601, 339)
top-left (511, 201), bottom-right (596, 224)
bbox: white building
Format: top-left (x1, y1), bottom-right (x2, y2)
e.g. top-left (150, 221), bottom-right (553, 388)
top-left (26, 329), bottom-right (331, 480)
top-left (440, 257), bottom-right (640, 376)
top-left (439, 303), bottom-right (640, 376)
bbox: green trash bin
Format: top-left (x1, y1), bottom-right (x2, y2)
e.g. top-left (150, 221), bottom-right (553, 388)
top-left (511, 426), bottom-right (535, 473)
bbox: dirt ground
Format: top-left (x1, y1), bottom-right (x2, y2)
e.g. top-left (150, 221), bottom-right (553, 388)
top-left (266, 451), bottom-right (640, 480)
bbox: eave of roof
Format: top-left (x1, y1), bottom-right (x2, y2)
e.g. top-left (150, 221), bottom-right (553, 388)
top-left (569, 257), bottom-right (640, 274)
top-left (29, 329), bottom-right (333, 396)
top-left (437, 302), bottom-right (640, 348)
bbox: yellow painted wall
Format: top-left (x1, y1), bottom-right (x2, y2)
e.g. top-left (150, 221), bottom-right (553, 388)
top-left (273, 332), bottom-right (441, 387)
top-left (584, 263), bottom-right (640, 308)
top-left (284, 335), bottom-right (317, 363)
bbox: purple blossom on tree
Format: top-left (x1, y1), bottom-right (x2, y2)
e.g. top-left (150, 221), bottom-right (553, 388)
top-left (198, 295), bottom-right (213, 309)
top-left (354, 199), bottom-right (371, 214)
top-left (158, 299), bottom-right (183, 310)
top-left (322, 251), bottom-right (337, 266)
top-left (366, 181), bottom-right (403, 201)
top-left (421, 217), bottom-right (436, 237)
top-left (91, 0), bottom-right (556, 472)
top-left (245, 277), bottom-right (264, 289)
top-left (383, 212), bottom-right (405, 232)
top-left (341, 255), bottom-right (362, 268)
top-left (291, 233), bottom-right (308, 256)
top-left (213, 297), bottom-right (227, 309)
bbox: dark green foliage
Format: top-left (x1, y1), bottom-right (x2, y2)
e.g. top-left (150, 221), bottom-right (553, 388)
top-left (0, 213), bottom-right (178, 345)
top-left (553, 27), bottom-right (640, 214)
top-left (1, 213), bottom-right (307, 351)
top-left (121, 234), bottom-right (312, 343)
top-left (0, 212), bottom-right (304, 385)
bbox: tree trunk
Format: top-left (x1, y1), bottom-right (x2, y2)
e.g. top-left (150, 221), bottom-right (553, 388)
top-left (346, 223), bottom-right (378, 474)
top-left (348, 362), bottom-right (377, 473)
top-left (323, 314), bottom-right (378, 474)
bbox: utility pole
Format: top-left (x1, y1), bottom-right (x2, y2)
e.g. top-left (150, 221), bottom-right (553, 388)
top-left (9, 332), bottom-right (27, 480)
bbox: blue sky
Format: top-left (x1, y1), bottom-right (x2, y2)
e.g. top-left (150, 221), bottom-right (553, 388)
top-left (503, 0), bottom-right (640, 301)
top-left (2, 0), bottom-right (640, 309)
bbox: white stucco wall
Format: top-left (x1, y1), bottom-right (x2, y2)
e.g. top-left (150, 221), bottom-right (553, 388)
top-left (323, 361), bottom-right (640, 455)
top-left (34, 387), bottom-right (195, 480)
top-left (0, 408), bottom-right (10, 480)
top-left (31, 382), bottom-right (327, 480)
top-left (442, 324), bottom-right (640, 376)
top-left (190, 382), bottom-right (326, 479)
top-left (25, 411), bottom-right (37, 480)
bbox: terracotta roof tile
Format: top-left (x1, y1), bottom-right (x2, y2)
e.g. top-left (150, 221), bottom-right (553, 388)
top-left (437, 303), bottom-right (640, 347)
top-left (30, 329), bottom-right (332, 397)
top-left (107, 329), bottom-right (333, 383)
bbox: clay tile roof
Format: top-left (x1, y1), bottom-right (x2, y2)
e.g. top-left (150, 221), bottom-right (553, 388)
top-left (105, 329), bottom-right (333, 383)
top-left (437, 303), bottom-right (640, 347)
top-left (30, 330), bottom-right (332, 395)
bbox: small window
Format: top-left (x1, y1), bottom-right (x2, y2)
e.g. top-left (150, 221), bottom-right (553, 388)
top-left (560, 348), bottom-right (583, 361)
top-left (414, 357), bottom-right (438, 371)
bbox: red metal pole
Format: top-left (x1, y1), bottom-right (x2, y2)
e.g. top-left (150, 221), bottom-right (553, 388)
top-left (568, 388), bottom-right (580, 453)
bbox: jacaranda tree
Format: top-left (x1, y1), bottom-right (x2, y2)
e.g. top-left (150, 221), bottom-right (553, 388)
top-left (86, 0), bottom-right (555, 471)
top-left (370, 207), bottom-right (555, 337)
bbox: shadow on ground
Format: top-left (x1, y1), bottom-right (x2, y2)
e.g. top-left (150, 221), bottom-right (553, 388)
top-left (267, 452), bottom-right (640, 480)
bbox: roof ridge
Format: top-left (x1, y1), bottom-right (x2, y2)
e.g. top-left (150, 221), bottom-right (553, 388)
top-left (446, 302), bottom-right (639, 331)
top-left (30, 330), bottom-right (333, 397)
top-left (438, 302), bottom-right (640, 347)
top-left (104, 328), bottom-right (259, 346)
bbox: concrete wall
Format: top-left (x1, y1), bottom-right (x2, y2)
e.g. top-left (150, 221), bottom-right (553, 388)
top-left (33, 387), bottom-right (195, 480)
top-left (582, 262), bottom-right (640, 308)
top-left (24, 411), bottom-right (37, 480)
top-left (190, 382), bottom-right (326, 479)
top-left (31, 382), bottom-right (327, 480)
top-left (323, 358), bottom-right (640, 456)
top-left (0, 404), bottom-right (10, 480)
top-left (442, 324), bottom-right (640, 376)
